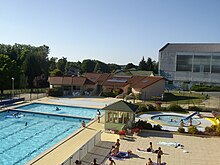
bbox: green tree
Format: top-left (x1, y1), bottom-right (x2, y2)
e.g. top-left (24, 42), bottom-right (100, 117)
top-left (138, 57), bottom-right (148, 70)
top-left (125, 63), bottom-right (136, 70)
top-left (81, 59), bottom-right (96, 73)
top-left (49, 57), bottom-right (58, 72)
top-left (93, 61), bottom-right (110, 73)
top-left (0, 54), bottom-right (18, 93)
top-left (50, 69), bottom-right (63, 76)
top-left (146, 57), bottom-right (153, 70)
top-left (108, 63), bottom-right (121, 73)
top-left (57, 57), bottom-right (67, 73)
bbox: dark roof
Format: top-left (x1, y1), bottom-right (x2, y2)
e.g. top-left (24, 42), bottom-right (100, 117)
top-left (102, 100), bottom-right (138, 112)
top-left (159, 43), bottom-right (220, 52)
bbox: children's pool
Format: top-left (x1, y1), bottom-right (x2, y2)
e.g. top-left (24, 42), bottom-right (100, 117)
top-left (17, 103), bottom-right (101, 119)
top-left (151, 114), bottom-right (201, 127)
top-left (0, 110), bottom-right (90, 165)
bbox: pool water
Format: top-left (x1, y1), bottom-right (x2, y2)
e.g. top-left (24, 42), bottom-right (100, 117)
top-left (17, 103), bottom-right (101, 118)
top-left (151, 115), bottom-right (200, 127)
top-left (0, 111), bottom-right (90, 165)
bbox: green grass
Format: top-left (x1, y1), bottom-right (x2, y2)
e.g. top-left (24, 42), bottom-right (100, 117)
top-left (150, 91), bottom-right (208, 105)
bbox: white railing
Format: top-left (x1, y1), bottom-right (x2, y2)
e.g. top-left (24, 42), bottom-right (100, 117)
top-left (61, 130), bottom-right (102, 165)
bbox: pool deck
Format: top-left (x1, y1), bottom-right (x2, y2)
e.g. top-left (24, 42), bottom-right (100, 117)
top-left (102, 130), bottom-right (220, 165)
top-left (2, 97), bottom-right (220, 165)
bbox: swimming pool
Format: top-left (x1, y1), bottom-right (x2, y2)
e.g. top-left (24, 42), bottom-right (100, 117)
top-left (17, 103), bottom-right (101, 118)
top-left (151, 114), bottom-right (201, 127)
top-left (0, 110), bottom-right (90, 165)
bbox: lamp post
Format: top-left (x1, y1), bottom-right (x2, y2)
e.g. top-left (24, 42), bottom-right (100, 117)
top-left (11, 77), bottom-right (15, 99)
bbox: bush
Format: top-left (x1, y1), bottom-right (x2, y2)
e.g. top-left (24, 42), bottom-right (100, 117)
top-left (216, 124), bottom-right (220, 136)
top-left (167, 104), bottom-right (184, 112)
top-left (205, 126), bottom-right (213, 133)
top-left (147, 104), bottom-right (156, 111)
top-left (118, 130), bottom-right (126, 135)
top-left (188, 106), bottom-right (203, 112)
top-left (135, 120), bottom-right (152, 130)
top-left (138, 104), bottom-right (148, 112)
top-left (153, 124), bottom-right (162, 131)
top-left (178, 127), bottom-right (185, 133)
top-left (188, 126), bottom-right (199, 134)
top-left (190, 84), bottom-right (220, 92)
top-left (48, 88), bottom-right (63, 97)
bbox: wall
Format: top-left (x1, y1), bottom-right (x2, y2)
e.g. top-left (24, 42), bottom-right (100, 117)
top-left (140, 79), bottom-right (165, 100)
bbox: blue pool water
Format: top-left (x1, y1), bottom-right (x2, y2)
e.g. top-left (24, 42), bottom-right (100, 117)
top-left (0, 111), bottom-right (90, 165)
top-left (151, 115), bottom-right (201, 127)
top-left (17, 103), bottom-right (101, 118)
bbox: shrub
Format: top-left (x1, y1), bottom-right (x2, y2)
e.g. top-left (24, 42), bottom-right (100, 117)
top-left (188, 126), bottom-right (199, 134)
top-left (147, 104), bottom-right (156, 111)
top-left (167, 104), bottom-right (184, 112)
top-left (215, 124), bottom-right (220, 136)
top-left (205, 126), bottom-right (213, 133)
top-left (132, 128), bottom-right (141, 133)
top-left (190, 84), bottom-right (220, 92)
top-left (178, 127), bottom-right (185, 133)
top-left (48, 88), bottom-right (63, 97)
top-left (118, 130), bottom-right (126, 135)
top-left (135, 120), bottom-right (152, 130)
top-left (144, 123), bottom-right (153, 130)
top-left (153, 124), bottom-right (162, 131)
top-left (138, 104), bottom-right (148, 112)
top-left (188, 106), bottom-right (203, 112)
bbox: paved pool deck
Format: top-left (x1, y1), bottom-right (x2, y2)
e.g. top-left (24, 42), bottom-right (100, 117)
top-left (101, 130), bottom-right (220, 165)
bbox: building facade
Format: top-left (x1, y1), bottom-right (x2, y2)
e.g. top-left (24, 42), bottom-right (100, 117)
top-left (159, 43), bottom-right (220, 89)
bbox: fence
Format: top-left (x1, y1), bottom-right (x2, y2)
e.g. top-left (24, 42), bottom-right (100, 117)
top-left (61, 131), bottom-right (102, 165)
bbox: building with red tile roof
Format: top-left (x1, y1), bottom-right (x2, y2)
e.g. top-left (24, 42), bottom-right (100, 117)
top-left (48, 73), bottom-right (165, 100)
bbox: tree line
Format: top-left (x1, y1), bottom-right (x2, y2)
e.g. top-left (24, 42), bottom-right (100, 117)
top-left (0, 43), bottom-right (158, 93)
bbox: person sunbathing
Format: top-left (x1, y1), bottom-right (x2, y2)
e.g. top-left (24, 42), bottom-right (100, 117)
top-left (137, 142), bottom-right (154, 152)
top-left (110, 146), bottom-right (118, 156)
top-left (113, 150), bottom-right (132, 158)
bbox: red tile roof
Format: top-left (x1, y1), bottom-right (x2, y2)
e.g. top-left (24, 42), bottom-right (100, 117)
top-left (62, 77), bottom-right (72, 85)
top-left (48, 77), bottom-right (63, 85)
top-left (72, 77), bottom-right (86, 86)
top-left (131, 76), bottom-right (164, 90)
top-left (84, 73), bottom-right (101, 83)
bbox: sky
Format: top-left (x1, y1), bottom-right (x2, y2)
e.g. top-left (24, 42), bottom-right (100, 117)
top-left (1, 0), bottom-right (220, 65)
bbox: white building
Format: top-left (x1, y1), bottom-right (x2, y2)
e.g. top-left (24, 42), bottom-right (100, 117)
top-left (159, 43), bottom-right (220, 89)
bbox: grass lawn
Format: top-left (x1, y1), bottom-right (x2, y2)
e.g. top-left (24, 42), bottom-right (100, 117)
top-left (149, 91), bottom-right (208, 105)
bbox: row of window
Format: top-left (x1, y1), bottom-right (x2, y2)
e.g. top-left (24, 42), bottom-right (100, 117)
top-left (176, 55), bottom-right (220, 73)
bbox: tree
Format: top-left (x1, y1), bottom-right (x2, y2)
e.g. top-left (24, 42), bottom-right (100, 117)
top-left (22, 53), bottom-right (41, 88)
top-left (81, 59), bottom-right (96, 73)
top-left (0, 54), bottom-right (19, 94)
top-left (49, 57), bottom-right (58, 72)
top-left (108, 63), bottom-right (121, 73)
top-left (57, 57), bottom-right (67, 73)
top-left (152, 61), bottom-right (158, 74)
top-left (138, 57), bottom-right (148, 70)
top-left (93, 61), bottom-right (110, 73)
top-left (146, 57), bottom-right (153, 70)
top-left (50, 69), bottom-right (63, 76)
top-left (125, 63), bottom-right (136, 70)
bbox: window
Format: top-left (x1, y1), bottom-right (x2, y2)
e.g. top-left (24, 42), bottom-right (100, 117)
top-left (193, 56), bottom-right (211, 72)
top-left (176, 55), bottom-right (192, 71)
top-left (212, 56), bottom-right (220, 73)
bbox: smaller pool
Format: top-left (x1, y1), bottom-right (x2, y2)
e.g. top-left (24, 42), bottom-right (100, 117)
top-left (151, 114), bottom-right (201, 127)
